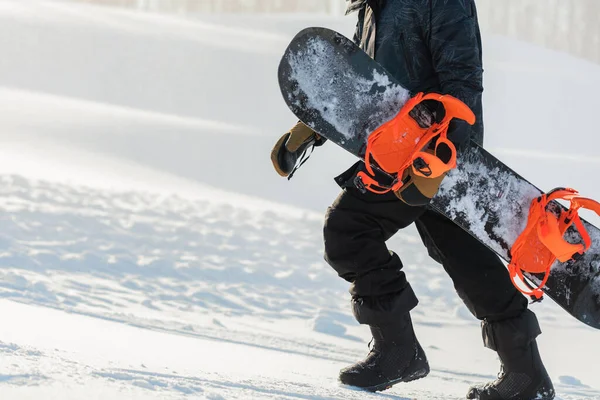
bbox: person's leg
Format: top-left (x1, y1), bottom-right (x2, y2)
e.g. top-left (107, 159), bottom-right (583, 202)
top-left (323, 186), bottom-right (429, 391)
top-left (415, 210), bottom-right (554, 400)
top-left (324, 186), bottom-right (420, 299)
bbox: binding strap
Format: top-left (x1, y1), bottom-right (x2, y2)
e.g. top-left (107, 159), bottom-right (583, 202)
top-left (509, 188), bottom-right (600, 299)
top-left (356, 92), bottom-right (475, 194)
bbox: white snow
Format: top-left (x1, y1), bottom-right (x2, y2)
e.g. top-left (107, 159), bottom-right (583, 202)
top-left (286, 34), bottom-right (410, 140)
top-left (0, 0), bottom-right (599, 399)
top-left (437, 149), bottom-right (543, 257)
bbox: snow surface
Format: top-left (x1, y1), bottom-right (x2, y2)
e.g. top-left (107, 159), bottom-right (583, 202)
top-left (0, 0), bottom-right (599, 399)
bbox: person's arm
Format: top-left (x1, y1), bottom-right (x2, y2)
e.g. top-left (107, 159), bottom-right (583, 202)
top-left (427, 0), bottom-right (484, 146)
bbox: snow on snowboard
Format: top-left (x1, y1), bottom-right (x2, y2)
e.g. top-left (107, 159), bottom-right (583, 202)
top-left (277, 27), bottom-right (600, 329)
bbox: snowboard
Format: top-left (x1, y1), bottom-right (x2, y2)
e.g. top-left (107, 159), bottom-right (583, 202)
top-left (277, 27), bottom-right (600, 330)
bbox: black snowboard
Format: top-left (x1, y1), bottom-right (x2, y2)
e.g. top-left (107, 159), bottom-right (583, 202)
top-left (278, 27), bottom-right (600, 329)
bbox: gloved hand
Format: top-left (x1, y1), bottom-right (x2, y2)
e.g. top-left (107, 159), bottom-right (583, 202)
top-left (394, 169), bottom-right (446, 206)
top-left (394, 135), bottom-right (453, 206)
top-left (271, 121), bottom-right (325, 177)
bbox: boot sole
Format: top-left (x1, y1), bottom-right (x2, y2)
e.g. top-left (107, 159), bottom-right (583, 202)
top-left (361, 366), bottom-right (430, 392)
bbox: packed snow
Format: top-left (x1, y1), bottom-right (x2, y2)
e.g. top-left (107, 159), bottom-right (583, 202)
top-left (0, 0), bottom-right (599, 399)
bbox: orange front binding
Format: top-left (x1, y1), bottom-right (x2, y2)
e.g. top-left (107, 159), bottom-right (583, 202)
top-left (509, 188), bottom-right (600, 299)
top-left (356, 92), bottom-right (476, 194)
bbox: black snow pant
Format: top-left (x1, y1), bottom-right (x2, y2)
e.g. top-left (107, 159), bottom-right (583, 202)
top-left (324, 163), bottom-right (541, 348)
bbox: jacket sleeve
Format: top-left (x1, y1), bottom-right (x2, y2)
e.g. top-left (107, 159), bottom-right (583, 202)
top-left (427, 0), bottom-right (484, 146)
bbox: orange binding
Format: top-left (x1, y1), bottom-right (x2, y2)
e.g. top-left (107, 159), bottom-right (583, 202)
top-left (509, 188), bottom-right (600, 299)
top-left (356, 92), bottom-right (476, 194)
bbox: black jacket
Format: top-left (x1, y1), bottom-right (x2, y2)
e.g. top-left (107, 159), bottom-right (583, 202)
top-left (346, 0), bottom-right (484, 145)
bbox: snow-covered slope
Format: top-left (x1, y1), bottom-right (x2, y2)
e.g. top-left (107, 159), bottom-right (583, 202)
top-left (0, 1), bottom-right (599, 399)
top-left (1, 175), bottom-right (599, 400)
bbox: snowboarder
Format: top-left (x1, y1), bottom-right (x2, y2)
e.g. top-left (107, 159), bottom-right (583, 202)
top-left (271, 0), bottom-right (555, 399)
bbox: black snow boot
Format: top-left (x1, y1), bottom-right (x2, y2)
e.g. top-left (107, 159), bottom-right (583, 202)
top-left (467, 310), bottom-right (555, 400)
top-left (339, 286), bottom-right (429, 392)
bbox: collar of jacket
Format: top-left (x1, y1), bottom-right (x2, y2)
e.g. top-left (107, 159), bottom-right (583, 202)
top-left (345, 0), bottom-right (384, 15)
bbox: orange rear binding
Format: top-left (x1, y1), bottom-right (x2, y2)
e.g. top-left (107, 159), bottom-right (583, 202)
top-left (356, 92), bottom-right (476, 194)
top-left (509, 188), bottom-right (600, 299)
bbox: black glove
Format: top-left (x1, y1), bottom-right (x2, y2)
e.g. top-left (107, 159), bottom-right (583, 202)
top-left (271, 121), bottom-right (325, 177)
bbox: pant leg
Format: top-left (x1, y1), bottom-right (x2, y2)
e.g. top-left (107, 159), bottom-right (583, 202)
top-left (414, 209), bottom-right (528, 321)
top-left (324, 186), bottom-right (426, 298)
top-left (415, 211), bottom-right (545, 377)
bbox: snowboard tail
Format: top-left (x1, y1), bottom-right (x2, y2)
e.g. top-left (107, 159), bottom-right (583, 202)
top-left (278, 27), bottom-right (600, 329)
